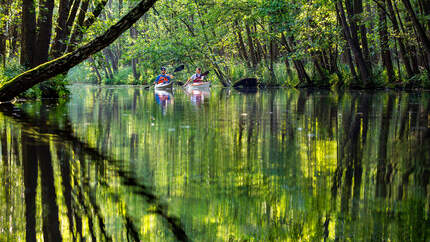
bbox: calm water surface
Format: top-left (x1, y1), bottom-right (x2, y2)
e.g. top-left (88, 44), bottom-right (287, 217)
top-left (0, 85), bottom-right (429, 241)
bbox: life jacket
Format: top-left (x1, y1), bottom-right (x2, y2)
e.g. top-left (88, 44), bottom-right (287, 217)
top-left (193, 74), bottom-right (202, 83)
top-left (158, 76), bottom-right (169, 84)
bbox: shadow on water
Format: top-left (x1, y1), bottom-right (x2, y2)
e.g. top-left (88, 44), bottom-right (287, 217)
top-left (0, 86), bottom-right (429, 241)
top-left (0, 102), bottom-right (189, 242)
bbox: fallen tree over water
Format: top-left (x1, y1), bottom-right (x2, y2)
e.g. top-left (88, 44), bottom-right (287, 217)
top-left (0, 0), bottom-right (157, 102)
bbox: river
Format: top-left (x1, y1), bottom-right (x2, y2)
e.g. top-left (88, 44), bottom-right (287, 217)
top-left (0, 85), bottom-right (429, 241)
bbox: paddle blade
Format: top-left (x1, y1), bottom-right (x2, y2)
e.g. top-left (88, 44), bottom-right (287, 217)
top-left (201, 71), bottom-right (209, 76)
top-left (173, 65), bottom-right (185, 72)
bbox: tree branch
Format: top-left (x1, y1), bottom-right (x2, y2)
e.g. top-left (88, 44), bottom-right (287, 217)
top-left (0, 0), bottom-right (158, 102)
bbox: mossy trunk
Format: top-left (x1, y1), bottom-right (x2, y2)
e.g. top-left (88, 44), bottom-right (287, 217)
top-left (0, 0), bottom-right (157, 102)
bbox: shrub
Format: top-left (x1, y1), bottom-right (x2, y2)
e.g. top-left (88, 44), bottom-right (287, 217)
top-left (0, 62), bottom-right (25, 81)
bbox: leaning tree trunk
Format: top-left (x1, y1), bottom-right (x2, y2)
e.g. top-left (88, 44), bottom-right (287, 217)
top-left (50, 0), bottom-right (82, 58)
top-left (378, 1), bottom-right (395, 82)
top-left (245, 23), bottom-right (258, 69)
top-left (234, 20), bottom-right (251, 68)
top-left (402, 0), bottom-right (430, 54)
top-left (386, 0), bottom-right (414, 78)
top-left (50, 0), bottom-right (71, 58)
top-left (0, 0), bottom-right (158, 102)
top-left (336, 1), bottom-right (372, 87)
top-left (68, 0), bottom-right (108, 52)
top-left (88, 56), bottom-right (102, 84)
top-left (280, 33), bottom-right (311, 86)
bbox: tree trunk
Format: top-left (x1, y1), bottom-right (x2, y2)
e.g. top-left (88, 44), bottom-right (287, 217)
top-left (421, 0), bottom-right (430, 29)
top-left (245, 23), bottom-right (257, 69)
top-left (0, 27), bottom-right (5, 68)
top-left (0, 0), bottom-right (7, 67)
top-left (130, 26), bottom-right (140, 80)
top-left (9, 22), bottom-right (19, 58)
top-left (356, 0), bottom-right (371, 66)
top-left (336, 1), bottom-right (372, 87)
top-left (0, 0), bottom-right (158, 102)
top-left (312, 55), bottom-right (326, 80)
top-left (253, 24), bottom-right (264, 64)
top-left (386, 0), bottom-right (414, 78)
top-left (67, 0), bottom-right (90, 51)
top-left (335, 6), bottom-right (358, 79)
top-left (35, 0), bottom-right (55, 65)
top-left (193, 1), bottom-right (230, 86)
top-left (104, 47), bottom-right (118, 73)
top-left (269, 33), bottom-right (274, 75)
top-left (21, 0), bottom-right (37, 68)
top-left (234, 20), bottom-right (250, 68)
top-left (131, 58), bottom-right (139, 81)
top-left (402, 0), bottom-right (430, 54)
top-left (88, 56), bottom-right (102, 84)
top-left (68, 0), bottom-right (108, 52)
top-left (268, 24), bottom-right (276, 82)
top-left (102, 51), bottom-right (114, 80)
top-left (102, 65), bottom-right (110, 80)
top-left (50, 0), bottom-right (71, 58)
top-left (284, 57), bottom-right (292, 78)
top-left (378, 1), bottom-right (395, 82)
top-left (280, 33), bottom-right (311, 86)
top-left (35, 0), bottom-right (56, 98)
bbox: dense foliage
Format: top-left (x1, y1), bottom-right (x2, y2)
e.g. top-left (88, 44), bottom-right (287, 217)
top-left (1, 0), bottom-right (430, 92)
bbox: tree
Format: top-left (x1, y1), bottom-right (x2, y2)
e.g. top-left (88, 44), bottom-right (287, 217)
top-left (378, 0), bottom-right (395, 82)
top-left (336, 1), bottom-right (372, 87)
top-left (4, 0), bottom-right (430, 89)
top-left (21, 0), bottom-right (37, 68)
top-left (0, 0), bottom-right (158, 102)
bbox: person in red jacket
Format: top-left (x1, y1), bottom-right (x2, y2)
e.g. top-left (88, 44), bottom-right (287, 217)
top-left (154, 67), bottom-right (174, 84)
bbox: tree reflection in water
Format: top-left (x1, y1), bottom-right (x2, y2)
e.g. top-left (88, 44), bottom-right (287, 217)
top-left (0, 86), bottom-right (428, 241)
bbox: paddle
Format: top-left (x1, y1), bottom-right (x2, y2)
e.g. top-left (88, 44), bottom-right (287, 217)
top-left (173, 64), bottom-right (185, 73)
top-left (146, 65), bottom-right (185, 89)
top-left (184, 70), bottom-right (210, 87)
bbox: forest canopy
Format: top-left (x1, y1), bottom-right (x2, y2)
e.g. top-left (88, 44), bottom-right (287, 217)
top-left (1, 0), bottom-right (430, 98)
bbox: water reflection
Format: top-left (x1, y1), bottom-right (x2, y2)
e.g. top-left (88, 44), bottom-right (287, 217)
top-left (154, 89), bottom-right (174, 115)
top-left (184, 87), bottom-right (210, 107)
top-left (0, 86), bottom-right (429, 241)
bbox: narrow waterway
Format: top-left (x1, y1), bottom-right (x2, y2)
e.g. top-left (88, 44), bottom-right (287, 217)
top-left (0, 85), bottom-right (429, 241)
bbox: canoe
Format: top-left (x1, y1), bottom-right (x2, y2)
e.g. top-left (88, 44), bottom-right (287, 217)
top-left (185, 82), bottom-right (210, 91)
top-left (155, 81), bottom-right (173, 89)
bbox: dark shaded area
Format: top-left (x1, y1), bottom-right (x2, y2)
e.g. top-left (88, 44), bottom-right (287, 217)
top-left (22, 131), bottom-right (38, 242)
top-left (233, 77), bottom-right (258, 88)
